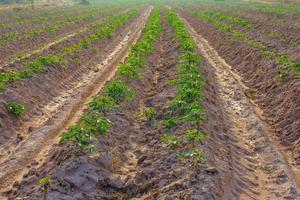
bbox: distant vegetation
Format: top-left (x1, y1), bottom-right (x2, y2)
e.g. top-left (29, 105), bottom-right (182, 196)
top-left (0, 0), bottom-right (30, 4)
top-left (0, 0), bottom-right (83, 6)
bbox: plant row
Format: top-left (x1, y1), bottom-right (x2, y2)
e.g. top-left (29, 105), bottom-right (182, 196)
top-left (0, 9), bottom-right (139, 92)
top-left (194, 8), bottom-right (299, 49)
top-left (204, 11), bottom-right (252, 29)
top-left (0, 6), bottom-right (96, 29)
top-left (189, 10), bottom-right (300, 77)
top-left (0, 7), bottom-right (120, 47)
top-left (161, 10), bottom-right (206, 167)
top-left (187, 0), bottom-right (300, 15)
top-left (9, 5), bottom-right (107, 26)
top-left (10, 8), bottom-right (131, 64)
top-left (60, 9), bottom-right (162, 152)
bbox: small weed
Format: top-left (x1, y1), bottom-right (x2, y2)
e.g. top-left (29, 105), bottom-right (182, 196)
top-left (262, 51), bottom-right (275, 58)
top-left (139, 107), bottom-right (157, 122)
top-left (244, 91), bottom-right (256, 100)
top-left (186, 129), bottom-right (206, 146)
top-left (160, 117), bottom-right (177, 130)
top-left (277, 71), bottom-right (289, 81)
top-left (39, 177), bottom-right (52, 200)
top-left (177, 148), bottom-right (205, 166)
top-left (161, 134), bottom-right (181, 147)
top-left (6, 102), bottom-right (26, 117)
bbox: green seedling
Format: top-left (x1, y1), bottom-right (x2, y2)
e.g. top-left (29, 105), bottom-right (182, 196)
top-left (88, 95), bottom-right (117, 114)
top-left (118, 64), bottom-right (141, 80)
top-left (80, 114), bottom-right (111, 135)
top-left (6, 102), bottom-right (26, 117)
top-left (168, 100), bottom-right (189, 115)
top-left (60, 125), bottom-right (97, 152)
top-left (262, 51), bottom-right (275, 58)
top-left (177, 148), bottom-right (205, 166)
top-left (60, 113), bottom-right (110, 152)
top-left (176, 85), bottom-right (204, 103)
top-left (181, 52), bottom-right (201, 65)
top-left (183, 103), bottom-right (206, 129)
top-left (117, 9), bottom-right (161, 82)
top-left (104, 81), bottom-right (136, 103)
top-left (139, 107), bottom-right (157, 122)
top-left (161, 134), bottom-right (181, 147)
top-left (160, 117), bottom-right (177, 130)
top-left (277, 71), bottom-right (289, 81)
top-left (186, 129), bottom-right (206, 147)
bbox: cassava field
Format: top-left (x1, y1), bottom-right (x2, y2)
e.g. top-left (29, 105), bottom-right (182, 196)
top-left (0, 0), bottom-right (299, 199)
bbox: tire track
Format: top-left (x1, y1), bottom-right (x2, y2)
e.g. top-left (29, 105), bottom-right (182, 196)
top-left (0, 8), bottom-right (131, 70)
top-left (0, 6), bottom-right (153, 197)
top-left (180, 14), bottom-right (300, 200)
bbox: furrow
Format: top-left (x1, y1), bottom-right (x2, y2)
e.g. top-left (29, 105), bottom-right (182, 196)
top-left (180, 14), bottom-right (300, 200)
top-left (0, 6), bottom-right (153, 196)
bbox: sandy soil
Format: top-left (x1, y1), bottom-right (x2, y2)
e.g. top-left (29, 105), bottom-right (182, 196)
top-left (0, 6), bottom-right (152, 197)
top-left (178, 8), bottom-right (300, 169)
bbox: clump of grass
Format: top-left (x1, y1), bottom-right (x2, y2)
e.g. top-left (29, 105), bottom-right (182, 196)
top-left (139, 107), bottom-right (157, 122)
